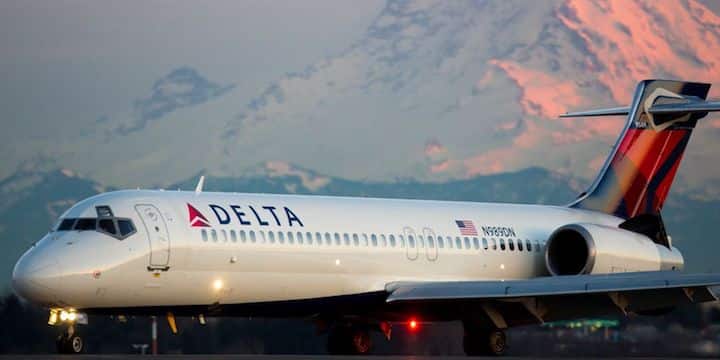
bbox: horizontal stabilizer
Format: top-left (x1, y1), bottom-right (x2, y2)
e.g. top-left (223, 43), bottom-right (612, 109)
top-left (560, 106), bottom-right (631, 118)
top-left (649, 101), bottom-right (720, 114)
top-left (561, 101), bottom-right (720, 118)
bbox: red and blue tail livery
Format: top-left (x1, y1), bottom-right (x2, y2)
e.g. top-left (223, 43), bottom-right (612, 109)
top-left (568, 80), bottom-right (716, 219)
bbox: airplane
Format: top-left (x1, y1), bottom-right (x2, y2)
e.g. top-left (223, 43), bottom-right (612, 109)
top-left (11, 79), bottom-right (720, 355)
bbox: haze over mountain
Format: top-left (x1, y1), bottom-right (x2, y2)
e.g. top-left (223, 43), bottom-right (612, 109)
top-left (2, 0), bottom-right (720, 196)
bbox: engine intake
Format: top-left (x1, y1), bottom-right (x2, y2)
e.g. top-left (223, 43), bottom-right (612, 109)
top-left (545, 223), bottom-right (683, 276)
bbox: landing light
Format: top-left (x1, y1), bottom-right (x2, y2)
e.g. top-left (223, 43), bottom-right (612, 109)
top-left (213, 279), bottom-right (224, 291)
top-left (59, 310), bottom-right (77, 322)
top-left (409, 318), bottom-right (419, 331)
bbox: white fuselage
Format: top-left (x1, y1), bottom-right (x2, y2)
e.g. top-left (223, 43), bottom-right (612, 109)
top-left (14, 190), bottom-right (628, 311)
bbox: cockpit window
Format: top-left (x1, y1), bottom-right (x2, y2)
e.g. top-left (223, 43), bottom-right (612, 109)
top-left (118, 220), bottom-right (135, 237)
top-left (98, 219), bottom-right (117, 235)
top-left (57, 218), bottom-right (76, 231)
top-left (96, 206), bottom-right (114, 218)
top-left (55, 206), bottom-right (136, 240)
top-left (74, 218), bottom-right (96, 231)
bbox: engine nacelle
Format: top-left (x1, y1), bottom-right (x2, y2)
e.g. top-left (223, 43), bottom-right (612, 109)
top-left (545, 223), bottom-right (683, 276)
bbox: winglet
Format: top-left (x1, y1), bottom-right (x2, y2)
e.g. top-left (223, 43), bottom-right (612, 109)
top-left (194, 175), bottom-right (205, 194)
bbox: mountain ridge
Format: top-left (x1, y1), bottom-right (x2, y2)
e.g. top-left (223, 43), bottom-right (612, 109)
top-left (1, 164), bottom-right (719, 292)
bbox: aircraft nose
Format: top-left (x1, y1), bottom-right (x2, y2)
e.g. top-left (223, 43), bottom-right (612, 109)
top-left (12, 247), bottom-right (61, 303)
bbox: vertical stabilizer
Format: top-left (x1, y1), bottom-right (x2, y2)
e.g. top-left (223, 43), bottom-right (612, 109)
top-left (570, 80), bottom-right (712, 219)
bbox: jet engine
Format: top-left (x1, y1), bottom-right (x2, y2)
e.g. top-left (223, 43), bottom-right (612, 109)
top-left (545, 223), bottom-right (683, 276)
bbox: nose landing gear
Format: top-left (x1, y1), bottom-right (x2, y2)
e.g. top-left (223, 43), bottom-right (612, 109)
top-left (56, 324), bottom-right (84, 354)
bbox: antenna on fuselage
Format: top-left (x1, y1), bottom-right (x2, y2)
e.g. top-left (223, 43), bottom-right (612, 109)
top-left (195, 175), bottom-right (205, 194)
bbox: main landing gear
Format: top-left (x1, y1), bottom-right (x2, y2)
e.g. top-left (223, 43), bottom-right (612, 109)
top-left (56, 324), bottom-right (84, 354)
top-left (327, 325), bottom-right (373, 355)
top-left (463, 327), bottom-right (507, 356)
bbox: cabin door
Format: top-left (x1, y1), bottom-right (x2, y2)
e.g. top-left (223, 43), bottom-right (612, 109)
top-left (135, 204), bottom-right (171, 271)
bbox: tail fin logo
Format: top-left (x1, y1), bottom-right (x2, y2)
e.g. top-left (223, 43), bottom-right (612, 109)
top-left (187, 203), bottom-right (210, 227)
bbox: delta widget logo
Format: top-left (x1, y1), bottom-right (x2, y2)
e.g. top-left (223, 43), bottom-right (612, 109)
top-left (187, 204), bottom-right (211, 227)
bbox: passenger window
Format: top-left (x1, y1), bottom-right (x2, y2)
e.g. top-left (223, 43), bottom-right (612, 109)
top-left (211, 230), bottom-right (218, 242)
top-left (447, 236), bottom-right (453, 249)
top-left (408, 235), bottom-right (415, 248)
top-left (399, 235), bottom-right (405, 248)
top-left (278, 231), bottom-right (285, 244)
top-left (296, 232), bottom-right (303, 245)
top-left (287, 232), bottom-right (294, 244)
top-left (517, 239), bottom-right (523, 251)
top-left (428, 236), bottom-right (434, 248)
top-left (389, 234), bottom-right (396, 247)
top-left (482, 238), bottom-right (489, 250)
top-left (499, 239), bottom-right (506, 251)
top-left (455, 237), bottom-right (462, 249)
top-left (353, 234), bottom-right (360, 247)
top-left (334, 233), bottom-right (341, 246)
top-left (362, 234), bottom-right (369, 247)
top-left (74, 218), bottom-right (96, 231)
top-left (201, 229), bottom-right (208, 242)
top-left (222, 230), bottom-right (229, 242)
top-left (535, 240), bottom-right (541, 252)
top-left (371, 234), bottom-right (378, 247)
top-left (259, 231), bottom-right (266, 243)
top-left (508, 239), bottom-right (514, 251)
top-left (98, 219), bottom-right (117, 235)
top-left (268, 231), bottom-right (275, 244)
top-left (58, 218), bottom-right (76, 231)
top-left (381, 234), bottom-right (387, 247)
top-left (463, 237), bottom-right (470, 249)
top-left (325, 232), bottom-right (332, 246)
top-left (315, 232), bottom-right (322, 245)
top-left (230, 230), bottom-right (237, 242)
top-left (240, 230), bottom-right (247, 243)
top-left (491, 238), bottom-right (497, 250)
top-left (472, 237), bottom-right (479, 250)
top-left (526, 239), bottom-right (532, 252)
top-left (249, 230), bottom-right (256, 243)
top-left (418, 235), bottom-right (425, 248)
top-left (343, 233), bottom-right (350, 246)
top-left (438, 237), bottom-right (444, 248)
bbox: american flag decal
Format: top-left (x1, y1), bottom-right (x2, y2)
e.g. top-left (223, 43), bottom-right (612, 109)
top-left (455, 220), bottom-right (477, 236)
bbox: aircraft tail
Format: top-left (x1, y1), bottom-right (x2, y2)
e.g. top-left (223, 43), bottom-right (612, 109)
top-left (567, 80), bottom-right (720, 219)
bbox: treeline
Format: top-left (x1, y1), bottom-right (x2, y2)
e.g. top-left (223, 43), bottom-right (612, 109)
top-left (1, 292), bottom-right (719, 355)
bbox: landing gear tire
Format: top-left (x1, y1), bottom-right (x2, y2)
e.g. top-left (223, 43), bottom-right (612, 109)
top-left (463, 328), bottom-right (506, 356)
top-left (327, 325), bottom-right (372, 355)
top-left (56, 327), bottom-right (84, 354)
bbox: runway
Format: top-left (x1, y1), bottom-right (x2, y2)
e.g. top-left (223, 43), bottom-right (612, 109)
top-left (0, 356), bottom-right (710, 360)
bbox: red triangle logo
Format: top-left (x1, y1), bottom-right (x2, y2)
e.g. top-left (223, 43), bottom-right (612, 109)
top-left (187, 203), bottom-right (210, 227)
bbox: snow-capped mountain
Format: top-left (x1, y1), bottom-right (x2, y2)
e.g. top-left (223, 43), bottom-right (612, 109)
top-left (117, 67), bottom-right (235, 135)
top-left (39, 0), bottom-right (720, 195)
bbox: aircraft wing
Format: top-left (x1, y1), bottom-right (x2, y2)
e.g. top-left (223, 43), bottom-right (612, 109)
top-left (385, 272), bottom-right (720, 327)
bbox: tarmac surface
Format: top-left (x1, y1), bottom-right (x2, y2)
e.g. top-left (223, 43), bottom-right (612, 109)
top-left (0, 356), bottom-right (711, 359)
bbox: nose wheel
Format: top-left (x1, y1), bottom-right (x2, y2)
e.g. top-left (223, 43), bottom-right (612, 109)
top-left (56, 325), bottom-right (84, 354)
